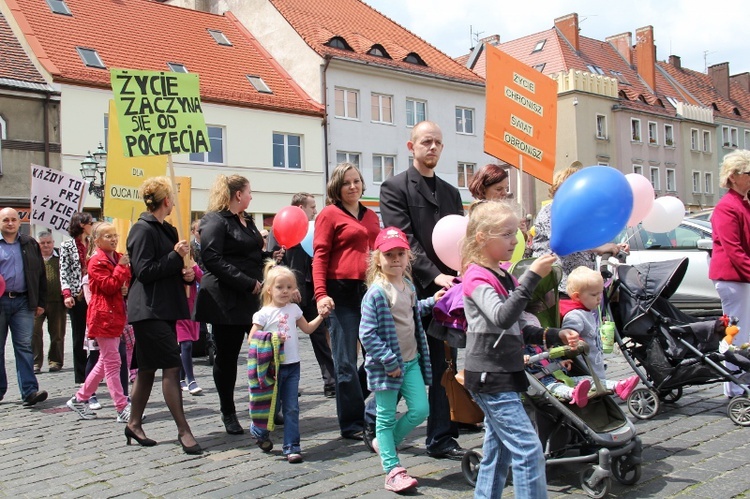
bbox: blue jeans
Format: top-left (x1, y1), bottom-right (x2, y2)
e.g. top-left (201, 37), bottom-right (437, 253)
top-left (251, 362), bottom-right (301, 455)
top-left (375, 357), bottom-right (429, 473)
top-left (471, 391), bottom-right (547, 499)
top-left (328, 305), bottom-right (366, 436)
top-left (0, 296), bottom-right (39, 401)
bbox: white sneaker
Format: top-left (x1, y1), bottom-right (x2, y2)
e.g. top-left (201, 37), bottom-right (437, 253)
top-left (88, 395), bottom-right (102, 410)
top-left (67, 396), bottom-right (97, 420)
top-left (117, 403), bottom-right (131, 423)
top-left (187, 380), bottom-right (203, 395)
top-left (180, 379), bottom-right (188, 392)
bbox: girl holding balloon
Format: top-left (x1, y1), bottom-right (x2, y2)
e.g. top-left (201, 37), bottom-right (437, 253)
top-left (195, 174), bottom-right (284, 435)
top-left (313, 163), bottom-right (380, 439)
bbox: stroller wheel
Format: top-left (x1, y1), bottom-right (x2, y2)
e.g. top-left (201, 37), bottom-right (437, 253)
top-left (461, 449), bottom-right (482, 487)
top-left (658, 387), bottom-right (683, 403)
top-left (727, 397), bottom-right (750, 426)
top-left (627, 388), bottom-right (660, 420)
top-left (579, 465), bottom-right (611, 499)
top-left (612, 455), bottom-right (641, 485)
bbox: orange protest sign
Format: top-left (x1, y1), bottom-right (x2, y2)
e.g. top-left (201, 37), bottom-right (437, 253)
top-left (484, 44), bottom-right (557, 184)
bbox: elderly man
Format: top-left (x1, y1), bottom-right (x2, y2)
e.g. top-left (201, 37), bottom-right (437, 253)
top-left (0, 208), bottom-right (48, 405)
top-left (32, 231), bottom-right (66, 373)
top-left (378, 121), bottom-right (466, 460)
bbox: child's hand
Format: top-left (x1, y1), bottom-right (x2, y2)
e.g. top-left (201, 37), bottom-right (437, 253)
top-left (278, 332), bottom-right (287, 343)
top-left (523, 354), bottom-right (530, 364)
top-left (559, 328), bottom-right (580, 347)
top-left (433, 288), bottom-right (446, 302)
top-left (529, 254), bottom-right (557, 278)
top-left (560, 359), bottom-right (573, 371)
top-left (387, 367), bottom-right (401, 378)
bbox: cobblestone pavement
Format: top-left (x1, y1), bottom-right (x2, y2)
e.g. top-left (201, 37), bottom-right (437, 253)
top-left (2, 329), bottom-right (750, 498)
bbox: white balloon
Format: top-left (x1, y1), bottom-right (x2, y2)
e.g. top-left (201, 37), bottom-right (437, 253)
top-left (641, 196), bottom-right (685, 233)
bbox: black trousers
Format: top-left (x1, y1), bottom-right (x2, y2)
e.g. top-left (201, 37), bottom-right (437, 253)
top-left (301, 301), bottom-right (335, 390)
top-left (68, 299), bottom-right (88, 384)
top-left (211, 324), bottom-right (247, 416)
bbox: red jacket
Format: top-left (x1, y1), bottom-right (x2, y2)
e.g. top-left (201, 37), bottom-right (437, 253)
top-left (313, 203), bottom-right (380, 301)
top-left (709, 189), bottom-right (750, 283)
top-left (86, 249), bottom-right (132, 338)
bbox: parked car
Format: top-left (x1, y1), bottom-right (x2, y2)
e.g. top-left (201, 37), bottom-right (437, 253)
top-left (614, 218), bottom-right (721, 313)
top-left (686, 209), bottom-right (713, 222)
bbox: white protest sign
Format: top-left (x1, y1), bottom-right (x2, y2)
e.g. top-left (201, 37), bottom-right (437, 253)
top-left (30, 164), bottom-right (88, 232)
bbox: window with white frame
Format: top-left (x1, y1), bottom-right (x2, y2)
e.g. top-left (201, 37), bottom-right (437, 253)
top-left (457, 162), bottom-right (476, 188)
top-left (334, 87), bottom-right (359, 119)
top-left (731, 127), bottom-right (739, 147)
top-left (632, 164), bottom-right (643, 176)
top-left (666, 168), bottom-right (676, 192)
top-left (691, 129), bottom-right (699, 150)
top-left (692, 171), bottom-right (701, 193)
top-left (0, 116), bottom-right (5, 175)
top-left (456, 107), bottom-right (474, 134)
top-left (336, 151), bottom-right (360, 167)
top-left (595, 114), bottom-right (607, 139)
top-left (722, 126), bottom-right (738, 147)
top-left (372, 154), bottom-right (396, 183)
top-left (597, 161), bottom-right (610, 166)
top-left (664, 124), bottom-right (674, 146)
top-left (704, 172), bottom-right (713, 194)
top-left (189, 125), bottom-right (224, 164)
top-left (272, 133), bottom-right (302, 169)
top-left (648, 121), bottom-right (658, 144)
top-left (371, 93), bottom-right (393, 124)
top-left (703, 130), bottom-right (711, 152)
top-left (650, 167), bottom-right (660, 190)
top-left (631, 118), bottom-right (641, 141)
top-left (722, 126), bottom-right (730, 146)
top-left (745, 130), bottom-right (750, 148)
top-left (406, 99), bottom-right (426, 127)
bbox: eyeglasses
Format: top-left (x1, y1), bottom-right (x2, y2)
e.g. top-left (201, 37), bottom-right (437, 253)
top-left (101, 234), bottom-right (119, 240)
top-left (741, 171), bottom-right (750, 176)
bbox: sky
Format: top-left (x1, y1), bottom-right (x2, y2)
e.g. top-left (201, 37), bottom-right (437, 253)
top-left (366, 0), bottom-right (750, 75)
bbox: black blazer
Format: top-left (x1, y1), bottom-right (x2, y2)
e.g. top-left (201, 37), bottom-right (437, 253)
top-left (127, 213), bottom-right (189, 322)
top-left (380, 166), bottom-right (464, 298)
top-left (194, 210), bottom-right (266, 326)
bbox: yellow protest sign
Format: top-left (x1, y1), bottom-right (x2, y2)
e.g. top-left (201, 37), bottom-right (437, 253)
top-left (104, 100), bottom-right (167, 220)
top-left (165, 176), bottom-right (192, 241)
top-left (485, 44), bottom-right (557, 184)
top-left (110, 69), bottom-right (210, 158)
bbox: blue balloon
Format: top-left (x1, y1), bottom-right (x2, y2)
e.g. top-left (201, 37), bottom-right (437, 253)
top-left (300, 221), bottom-right (314, 257)
top-left (550, 166), bottom-right (633, 256)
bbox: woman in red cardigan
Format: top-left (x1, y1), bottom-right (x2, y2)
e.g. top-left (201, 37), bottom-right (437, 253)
top-left (66, 222), bottom-right (131, 422)
top-left (313, 162), bottom-right (380, 439)
top-left (710, 150), bottom-right (750, 398)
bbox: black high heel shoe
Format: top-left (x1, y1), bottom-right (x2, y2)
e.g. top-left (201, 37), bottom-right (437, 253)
top-left (125, 426), bottom-right (157, 447)
top-left (178, 435), bottom-right (203, 455)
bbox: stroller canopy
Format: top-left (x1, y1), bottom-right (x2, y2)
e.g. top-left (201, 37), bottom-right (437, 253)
top-left (616, 258), bottom-right (691, 335)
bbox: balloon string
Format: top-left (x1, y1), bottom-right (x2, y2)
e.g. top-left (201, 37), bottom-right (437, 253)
top-left (623, 231), bottom-right (637, 244)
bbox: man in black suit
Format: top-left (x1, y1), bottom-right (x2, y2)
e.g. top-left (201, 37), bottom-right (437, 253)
top-left (378, 121), bottom-right (466, 460)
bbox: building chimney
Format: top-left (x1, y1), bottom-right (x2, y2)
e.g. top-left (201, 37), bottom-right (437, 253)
top-left (709, 63), bottom-right (730, 99)
top-left (730, 72), bottom-right (750, 92)
top-left (554, 13), bottom-right (579, 52)
top-left (480, 34), bottom-right (501, 46)
top-left (606, 32), bottom-right (633, 66)
top-left (634, 26), bottom-right (656, 91)
top-left (668, 55), bottom-right (681, 70)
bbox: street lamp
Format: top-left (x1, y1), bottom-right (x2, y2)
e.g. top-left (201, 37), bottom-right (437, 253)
top-left (80, 142), bottom-right (107, 215)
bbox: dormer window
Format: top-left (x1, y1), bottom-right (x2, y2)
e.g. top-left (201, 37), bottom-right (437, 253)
top-left (326, 37), bottom-right (353, 51)
top-left (586, 65), bottom-right (605, 75)
top-left (404, 52), bottom-right (426, 66)
top-left (367, 44), bottom-right (391, 59)
top-left (167, 62), bottom-right (188, 73)
top-left (712, 103), bottom-right (719, 111)
top-left (76, 47), bottom-right (105, 69)
top-left (531, 39), bottom-right (546, 53)
top-left (532, 63), bottom-right (546, 72)
top-left (208, 29), bottom-right (232, 46)
top-left (247, 75), bottom-right (273, 94)
top-left (733, 107), bottom-right (741, 116)
top-left (46, 0), bottom-right (72, 15)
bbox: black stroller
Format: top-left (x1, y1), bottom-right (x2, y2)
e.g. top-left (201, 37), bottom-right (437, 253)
top-left (461, 259), bottom-right (642, 498)
top-left (611, 258), bottom-right (750, 424)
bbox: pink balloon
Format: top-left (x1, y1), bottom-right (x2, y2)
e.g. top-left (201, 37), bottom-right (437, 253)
top-left (641, 196), bottom-right (685, 233)
top-left (273, 206), bottom-right (309, 248)
top-left (432, 215), bottom-right (468, 272)
top-left (625, 173), bottom-right (655, 227)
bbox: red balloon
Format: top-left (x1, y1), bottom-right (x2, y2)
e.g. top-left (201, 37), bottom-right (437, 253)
top-left (273, 206), bottom-right (308, 248)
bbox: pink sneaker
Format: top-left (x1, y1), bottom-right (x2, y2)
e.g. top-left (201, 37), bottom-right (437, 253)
top-left (385, 466), bottom-right (418, 493)
top-left (615, 376), bottom-right (639, 400)
top-left (570, 379), bottom-right (591, 407)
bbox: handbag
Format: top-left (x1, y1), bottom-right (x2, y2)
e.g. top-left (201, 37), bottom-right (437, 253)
top-left (440, 344), bottom-right (484, 424)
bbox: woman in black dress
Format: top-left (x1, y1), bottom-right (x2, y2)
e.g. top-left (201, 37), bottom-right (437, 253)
top-left (195, 174), bottom-right (282, 434)
top-left (125, 176), bottom-right (201, 454)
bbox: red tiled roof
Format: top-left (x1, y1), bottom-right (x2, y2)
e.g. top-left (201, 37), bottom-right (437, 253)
top-left (0, 12), bottom-right (46, 84)
top-left (658, 62), bottom-right (750, 122)
top-left (5, 0), bottom-right (322, 116)
top-left (267, 0), bottom-right (484, 85)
